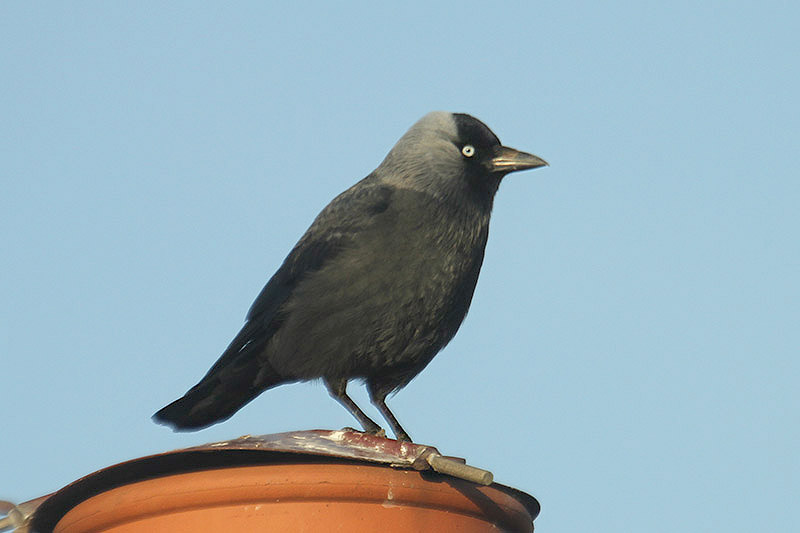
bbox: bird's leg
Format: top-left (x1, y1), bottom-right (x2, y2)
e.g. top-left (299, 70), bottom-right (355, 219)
top-left (367, 381), bottom-right (411, 442)
top-left (324, 378), bottom-right (384, 436)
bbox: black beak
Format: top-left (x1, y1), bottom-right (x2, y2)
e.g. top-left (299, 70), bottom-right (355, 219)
top-left (487, 146), bottom-right (548, 174)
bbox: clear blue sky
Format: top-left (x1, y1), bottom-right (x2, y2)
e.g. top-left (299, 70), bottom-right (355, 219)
top-left (2, 2), bottom-right (798, 531)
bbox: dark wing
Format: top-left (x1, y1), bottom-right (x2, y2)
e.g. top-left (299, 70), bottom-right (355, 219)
top-left (153, 179), bottom-right (396, 429)
top-left (203, 178), bottom-right (394, 378)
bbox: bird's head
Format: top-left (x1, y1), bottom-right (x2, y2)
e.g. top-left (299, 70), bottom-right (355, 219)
top-left (378, 111), bottom-right (547, 204)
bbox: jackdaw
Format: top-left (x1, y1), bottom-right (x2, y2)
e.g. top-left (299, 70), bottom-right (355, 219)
top-left (154, 111), bottom-right (547, 441)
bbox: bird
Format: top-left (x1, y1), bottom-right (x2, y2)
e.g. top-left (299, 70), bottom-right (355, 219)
top-left (153, 111), bottom-right (547, 442)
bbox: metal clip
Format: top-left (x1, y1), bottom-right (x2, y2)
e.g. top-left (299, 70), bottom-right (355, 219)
top-left (0, 501), bottom-right (25, 533)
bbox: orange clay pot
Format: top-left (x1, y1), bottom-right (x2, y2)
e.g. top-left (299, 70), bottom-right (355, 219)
top-left (28, 431), bottom-right (539, 532)
top-left (53, 462), bottom-right (535, 532)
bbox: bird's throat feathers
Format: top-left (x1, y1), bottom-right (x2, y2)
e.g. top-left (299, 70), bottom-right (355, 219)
top-left (375, 161), bottom-right (497, 218)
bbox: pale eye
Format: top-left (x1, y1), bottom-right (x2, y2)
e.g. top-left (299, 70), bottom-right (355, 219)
top-left (461, 145), bottom-right (475, 158)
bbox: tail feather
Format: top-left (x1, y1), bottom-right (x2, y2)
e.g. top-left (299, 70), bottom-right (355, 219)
top-left (153, 349), bottom-right (284, 431)
top-left (153, 381), bottom-right (258, 431)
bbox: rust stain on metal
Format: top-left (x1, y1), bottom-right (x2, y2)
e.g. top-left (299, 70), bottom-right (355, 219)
top-left (183, 429), bottom-right (442, 470)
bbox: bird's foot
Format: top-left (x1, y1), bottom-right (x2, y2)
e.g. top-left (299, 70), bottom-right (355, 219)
top-left (340, 426), bottom-right (387, 439)
top-left (394, 431), bottom-right (412, 442)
